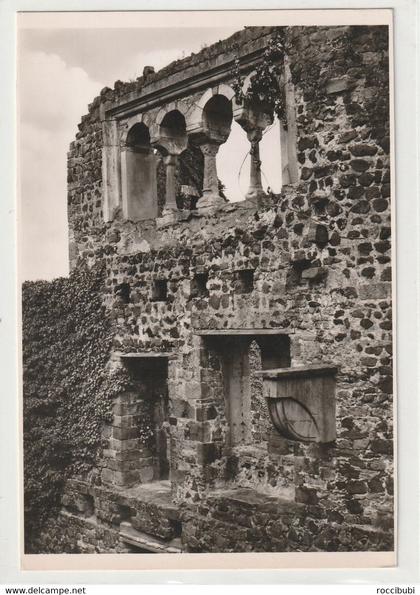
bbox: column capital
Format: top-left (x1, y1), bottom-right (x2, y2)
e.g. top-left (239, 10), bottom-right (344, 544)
top-left (188, 126), bottom-right (229, 149)
top-left (247, 127), bottom-right (264, 144)
top-left (199, 140), bottom-right (221, 158)
top-left (151, 134), bottom-right (187, 157)
top-left (233, 104), bottom-right (273, 135)
top-left (163, 153), bottom-right (178, 167)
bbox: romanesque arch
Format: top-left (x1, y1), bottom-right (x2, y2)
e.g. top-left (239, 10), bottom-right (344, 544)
top-left (121, 121), bottom-right (158, 221)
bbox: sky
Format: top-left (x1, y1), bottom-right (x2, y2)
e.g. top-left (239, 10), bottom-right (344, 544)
top-left (18, 21), bottom-right (281, 281)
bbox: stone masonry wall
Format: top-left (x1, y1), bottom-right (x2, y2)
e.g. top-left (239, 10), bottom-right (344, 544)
top-left (52, 25), bottom-right (394, 553)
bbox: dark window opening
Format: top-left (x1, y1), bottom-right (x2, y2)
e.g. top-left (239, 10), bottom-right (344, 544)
top-left (234, 269), bottom-right (254, 294)
top-left (151, 279), bottom-right (168, 302)
top-left (115, 282), bottom-right (131, 304)
top-left (191, 272), bottom-right (209, 298)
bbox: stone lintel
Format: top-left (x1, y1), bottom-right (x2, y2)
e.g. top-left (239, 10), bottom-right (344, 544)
top-left (194, 328), bottom-right (292, 336)
top-left (118, 351), bottom-right (175, 359)
top-left (257, 364), bottom-right (338, 380)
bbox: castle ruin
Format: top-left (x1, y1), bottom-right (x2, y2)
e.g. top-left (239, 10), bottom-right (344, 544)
top-left (24, 25), bottom-right (393, 554)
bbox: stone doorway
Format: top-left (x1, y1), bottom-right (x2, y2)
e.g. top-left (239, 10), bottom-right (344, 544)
top-left (124, 355), bottom-right (171, 482)
top-left (197, 330), bottom-right (291, 449)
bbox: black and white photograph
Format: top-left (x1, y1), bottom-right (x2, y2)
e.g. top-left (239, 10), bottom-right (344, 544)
top-left (18, 10), bottom-right (396, 565)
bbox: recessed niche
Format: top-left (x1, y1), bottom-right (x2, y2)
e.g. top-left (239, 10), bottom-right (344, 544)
top-left (151, 279), bottom-right (168, 302)
top-left (202, 332), bottom-right (291, 448)
top-left (122, 122), bottom-right (158, 221)
top-left (114, 282), bottom-right (131, 304)
top-left (234, 269), bottom-right (254, 294)
top-left (191, 272), bottom-right (209, 297)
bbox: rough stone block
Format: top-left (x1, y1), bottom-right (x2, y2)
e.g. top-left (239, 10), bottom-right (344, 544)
top-left (359, 283), bottom-right (390, 300)
top-left (326, 76), bottom-right (354, 94)
top-left (301, 266), bottom-right (327, 282)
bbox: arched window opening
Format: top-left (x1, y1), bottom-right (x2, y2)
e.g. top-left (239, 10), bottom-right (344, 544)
top-left (153, 110), bottom-right (188, 213)
top-left (159, 110), bottom-right (187, 154)
top-left (121, 122), bottom-right (158, 221)
top-left (127, 122), bottom-right (151, 151)
top-left (190, 94), bottom-right (233, 209)
top-left (155, 111), bottom-right (203, 212)
top-left (203, 94), bottom-right (233, 141)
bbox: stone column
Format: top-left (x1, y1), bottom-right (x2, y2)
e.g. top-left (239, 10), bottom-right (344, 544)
top-left (246, 128), bottom-right (264, 201)
top-left (188, 127), bottom-right (227, 211)
top-left (151, 127), bottom-right (187, 224)
top-left (163, 153), bottom-right (178, 211)
top-left (234, 104), bottom-right (273, 205)
top-left (198, 140), bottom-right (224, 209)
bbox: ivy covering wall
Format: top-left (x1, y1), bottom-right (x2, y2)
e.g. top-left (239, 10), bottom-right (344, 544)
top-left (22, 265), bottom-right (127, 551)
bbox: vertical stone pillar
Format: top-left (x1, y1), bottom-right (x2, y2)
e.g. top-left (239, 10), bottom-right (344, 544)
top-left (246, 128), bottom-right (264, 201)
top-left (280, 120), bottom-right (291, 185)
top-left (234, 104), bottom-right (273, 205)
top-left (151, 118), bottom-right (187, 222)
top-left (197, 140), bottom-right (224, 209)
top-left (101, 118), bottom-right (121, 222)
top-left (163, 153), bottom-right (178, 211)
top-left (196, 137), bottom-right (225, 209)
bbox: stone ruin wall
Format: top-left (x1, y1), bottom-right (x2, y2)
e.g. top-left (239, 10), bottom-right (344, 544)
top-left (48, 25), bottom-right (392, 553)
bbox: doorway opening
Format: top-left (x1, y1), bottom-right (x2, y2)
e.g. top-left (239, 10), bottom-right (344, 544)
top-left (123, 355), bottom-right (170, 481)
top-left (201, 331), bottom-right (290, 448)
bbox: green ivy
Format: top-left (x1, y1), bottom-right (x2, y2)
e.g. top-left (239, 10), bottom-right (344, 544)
top-left (22, 264), bottom-right (130, 552)
top-left (232, 29), bottom-right (287, 124)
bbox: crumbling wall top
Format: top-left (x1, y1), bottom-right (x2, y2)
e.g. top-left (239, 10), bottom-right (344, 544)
top-left (93, 27), bottom-right (277, 117)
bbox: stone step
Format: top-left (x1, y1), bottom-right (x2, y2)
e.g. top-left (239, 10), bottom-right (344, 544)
top-left (119, 522), bottom-right (182, 553)
top-left (123, 480), bottom-right (180, 539)
top-left (201, 487), bottom-right (303, 529)
top-left (96, 480), bottom-right (180, 540)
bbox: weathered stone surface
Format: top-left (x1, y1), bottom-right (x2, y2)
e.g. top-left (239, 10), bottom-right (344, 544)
top-left (28, 24), bottom-right (393, 556)
top-left (326, 76), bottom-right (354, 94)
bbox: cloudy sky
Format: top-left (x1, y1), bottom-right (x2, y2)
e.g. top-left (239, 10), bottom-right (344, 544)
top-left (18, 16), bottom-right (281, 281)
